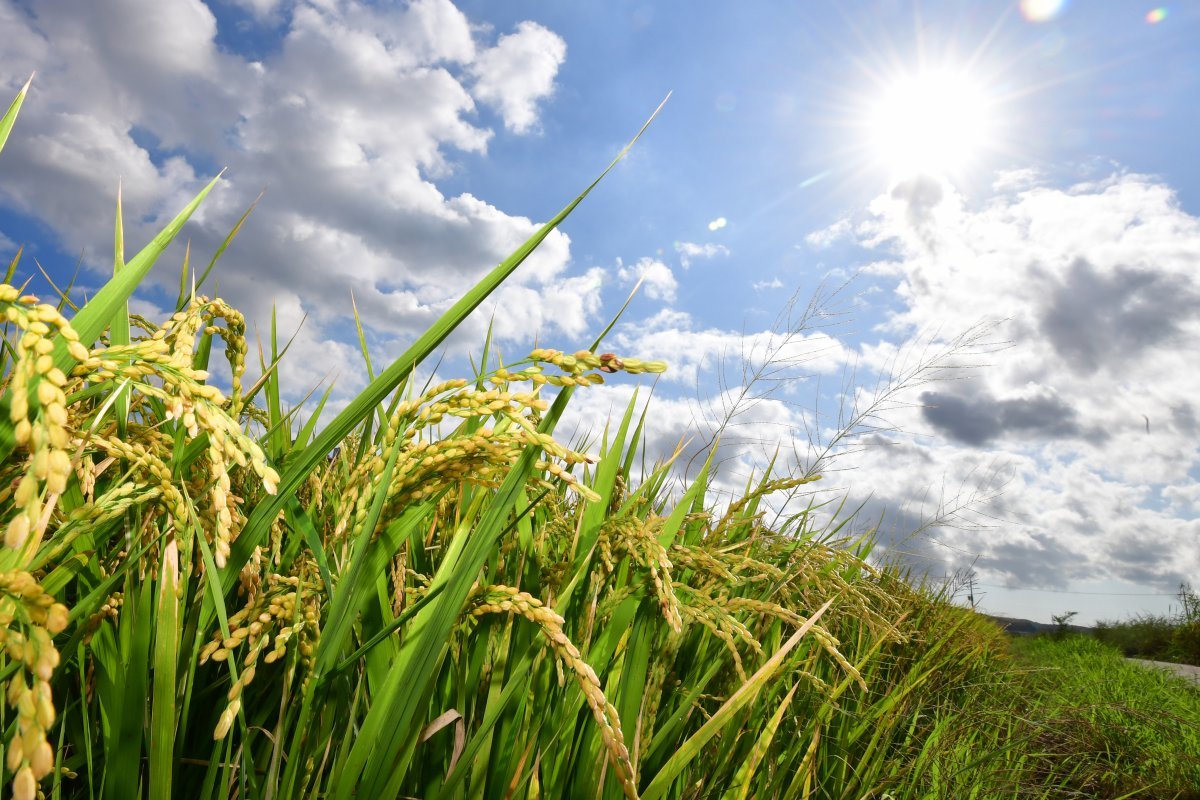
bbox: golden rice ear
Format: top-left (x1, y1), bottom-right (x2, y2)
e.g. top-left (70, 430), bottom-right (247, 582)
top-left (0, 168), bottom-right (223, 466)
top-left (470, 585), bottom-right (639, 799)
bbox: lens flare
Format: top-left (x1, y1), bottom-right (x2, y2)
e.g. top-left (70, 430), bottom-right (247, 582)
top-left (1020, 0), bottom-right (1068, 22)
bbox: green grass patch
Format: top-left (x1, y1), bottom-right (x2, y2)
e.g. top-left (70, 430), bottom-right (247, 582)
top-left (1013, 636), bottom-right (1200, 797)
top-left (908, 634), bottom-right (1200, 799)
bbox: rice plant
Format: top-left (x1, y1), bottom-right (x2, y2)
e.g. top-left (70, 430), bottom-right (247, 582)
top-left (1, 78), bottom-right (1176, 800)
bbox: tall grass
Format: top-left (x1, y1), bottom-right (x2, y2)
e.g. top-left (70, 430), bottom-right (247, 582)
top-left (0, 80), bottom-right (1184, 800)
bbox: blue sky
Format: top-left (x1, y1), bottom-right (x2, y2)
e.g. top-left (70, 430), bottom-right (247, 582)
top-left (2, 0), bottom-right (1199, 624)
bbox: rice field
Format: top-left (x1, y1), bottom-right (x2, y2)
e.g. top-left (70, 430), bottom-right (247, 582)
top-left (2, 78), bottom-right (1198, 800)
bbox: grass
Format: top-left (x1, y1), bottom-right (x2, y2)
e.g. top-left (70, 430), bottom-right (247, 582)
top-left (1013, 637), bottom-right (1200, 797)
top-left (899, 634), bottom-right (1200, 799)
top-left (2, 78), bottom-right (1199, 800)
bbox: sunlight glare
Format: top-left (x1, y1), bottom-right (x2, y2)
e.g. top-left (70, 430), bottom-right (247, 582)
top-left (867, 69), bottom-right (993, 180)
top-left (1019, 0), bottom-right (1068, 22)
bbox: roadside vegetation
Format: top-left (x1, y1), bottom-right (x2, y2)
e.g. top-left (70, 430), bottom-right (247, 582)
top-left (1007, 636), bottom-right (1200, 798)
top-left (2, 80), bottom-right (1198, 800)
top-left (1093, 584), bottom-right (1200, 667)
top-left (883, 632), bottom-right (1200, 799)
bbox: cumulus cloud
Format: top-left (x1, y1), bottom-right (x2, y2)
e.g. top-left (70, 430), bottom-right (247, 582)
top-left (707, 216), bottom-right (727, 231)
top-left (804, 218), bottom-right (852, 249)
top-left (617, 256), bottom-right (677, 302)
top-left (817, 170), bottom-right (1200, 598)
top-left (674, 240), bottom-right (729, 269)
top-left (920, 385), bottom-right (1105, 447)
top-left (469, 20), bottom-right (566, 134)
top-left (1037, 258), bottom-right (1199, 375)
top-left (0, 0), bottom-right (577, 400)
top-left (612, 308), bottom-right (848, 387)
top-left (1163, 482), bottom-right (1200, 517)
top-left (886, 175), bottom-right (947, 246)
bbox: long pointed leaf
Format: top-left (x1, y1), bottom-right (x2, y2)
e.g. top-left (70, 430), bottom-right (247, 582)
top-left (219, 95), bottom-right (670, 609)
top-left (149, 542), bottom-right (181, 800)
top-left (112, 184), bottom-right (130, 439)
top-left (0, 75), bottom-right (33, 156)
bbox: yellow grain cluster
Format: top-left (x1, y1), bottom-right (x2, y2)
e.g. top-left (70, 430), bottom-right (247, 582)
top-left (332, 348), bottom-right (663, 544)
top-left (0, 288), bottom-right (89, 800)
top-left (0, 571), bottom-right (69, 800)
top-left (595, 517), bottom-right (682, 632)
top-left (68, 295), bottom-right (277, 566)
top-left (200, 572), bottom-right (321, 740)
top-left (0, 284), bottom-right (289, 798)
top-left (1, 285), bottom-right (87, 554)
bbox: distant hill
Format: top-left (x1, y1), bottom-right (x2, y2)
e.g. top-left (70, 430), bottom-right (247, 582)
top-left (981, 613), bottom-right (1094, 636)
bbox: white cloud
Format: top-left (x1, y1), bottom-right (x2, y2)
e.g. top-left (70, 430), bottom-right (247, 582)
top-left (396, 0), bottom-right (478, 65)
top-left (571, 170), bottom-right (1200, 611)
top-left (753, 277), bottom-right (783, 291)
top-left (0, 0), bottom-right (584, 404)
top-left (707, 216), bottom-right (727, 231)
top-left (612, 307), bottom-right (848, 387)
top-left (1163, 483), bottom-right (1200, 517)
top-left (469, 20), bottom-right (566, 134)
top-left (804, 218), bottom-right (851, 248)
top-left (821, 170), bottom-right (1200, 596)
top-left (991, 167), bottom-right (1044, 193)
top-left (617, 256), bottom-right (677, 302)
top-left (674, 240), bottom-right (729, 269)
top-left (468, 266), bottom-right (605, 346)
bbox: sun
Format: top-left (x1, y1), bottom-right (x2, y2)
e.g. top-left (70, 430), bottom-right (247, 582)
top-left (865, 68), bottom-right (996, 181)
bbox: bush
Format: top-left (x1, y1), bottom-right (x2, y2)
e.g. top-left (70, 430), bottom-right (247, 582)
top-left (1095, 613), bottom-right (1176, 657)
top-left (1094, 584), bottom-right (1200, 666)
